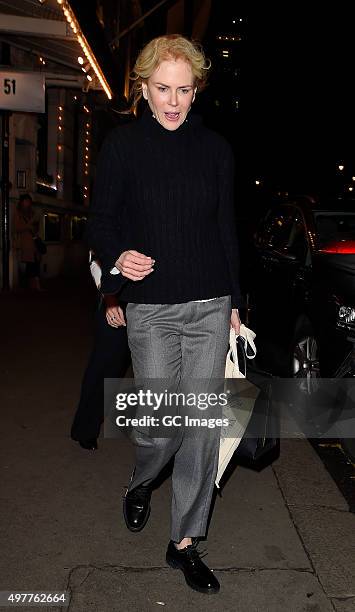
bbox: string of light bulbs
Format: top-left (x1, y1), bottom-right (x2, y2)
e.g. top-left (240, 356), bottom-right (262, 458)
top-left (56, 103), bottom-right (64, 192)
top-left (56, 0), bottom-right (112, 100)
top-left (83, 105), bottom-right (91, 203)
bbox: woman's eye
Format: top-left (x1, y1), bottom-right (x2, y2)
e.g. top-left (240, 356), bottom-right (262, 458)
top-left (158, 87), bottom-right (167, 92)
top-left (181, 89), bottom-right (190, 94)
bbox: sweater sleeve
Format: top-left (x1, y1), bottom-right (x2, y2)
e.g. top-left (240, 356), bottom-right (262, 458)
top-left (217, 141), bottom-right (244, 309)
top-left (85, 132), bottom-right (128, 295)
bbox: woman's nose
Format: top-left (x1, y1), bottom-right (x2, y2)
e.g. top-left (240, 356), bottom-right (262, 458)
top-left (169, 91), bottom-right (178, 106)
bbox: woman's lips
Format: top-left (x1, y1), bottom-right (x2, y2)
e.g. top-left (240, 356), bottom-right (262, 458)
top-left (164, 112), bottom-right (180, 121)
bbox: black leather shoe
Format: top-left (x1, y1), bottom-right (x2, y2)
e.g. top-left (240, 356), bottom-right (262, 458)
top-left (166, 540), bottom-right (220, 594)
top-left (79, 438), bottom-right (97, 450)
top-left (73, 437), bottom-right (98, 450)
top-left (123, 483), bottom-right (151, 532)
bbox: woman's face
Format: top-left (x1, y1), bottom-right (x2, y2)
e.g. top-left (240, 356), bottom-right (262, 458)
top-left (142, 58), bottom-right (196, 131)
top-left (21, 198), bottom-right (32, 211)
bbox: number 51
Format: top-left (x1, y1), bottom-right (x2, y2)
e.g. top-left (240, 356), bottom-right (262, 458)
top-left (3, 79), bottom-right (16, 95)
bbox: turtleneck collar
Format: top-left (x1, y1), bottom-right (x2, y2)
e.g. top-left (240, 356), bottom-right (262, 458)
top-left (139, 104), bottom-right (202, 137)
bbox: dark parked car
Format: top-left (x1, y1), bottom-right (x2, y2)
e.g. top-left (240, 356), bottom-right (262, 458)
top-left (246, 195), bottom-right (355, 460)
top-left (247, 195), bottom-right (355, 378)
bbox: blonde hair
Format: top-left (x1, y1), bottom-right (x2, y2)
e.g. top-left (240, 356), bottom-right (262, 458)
top-left (128, 34), bottom-right (211, 112)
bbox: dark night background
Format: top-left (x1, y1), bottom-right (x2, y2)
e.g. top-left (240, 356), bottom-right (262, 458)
top-left (70, 0), bottom-right (355, 202)
top-left (203, 2), bottom-right (355, 199)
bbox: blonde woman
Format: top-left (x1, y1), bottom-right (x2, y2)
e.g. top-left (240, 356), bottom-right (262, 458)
top-left (87, 34), bottom-right (242, 595)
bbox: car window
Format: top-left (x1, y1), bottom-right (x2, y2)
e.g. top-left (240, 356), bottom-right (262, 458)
top-left (286, 215), bottom-right (308, 260)
top-left (315, 213), bottom-right (355, 246)
top-left (258, 208), bottom-right (294, 250)
top-left (257, 207), bottom-right (309, 261)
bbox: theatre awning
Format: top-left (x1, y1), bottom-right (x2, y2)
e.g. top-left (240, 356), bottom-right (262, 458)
top-left (0, 0), bottom-right (112, 98)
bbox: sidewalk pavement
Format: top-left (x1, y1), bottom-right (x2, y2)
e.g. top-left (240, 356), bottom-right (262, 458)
top-left (1, 281), bottom-right (355, 612)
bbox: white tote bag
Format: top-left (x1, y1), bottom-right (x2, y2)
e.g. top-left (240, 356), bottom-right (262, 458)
top-left (216, 325), bottom-right (259, 487)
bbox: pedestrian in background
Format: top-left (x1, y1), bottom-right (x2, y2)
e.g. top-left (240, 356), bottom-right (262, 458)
top-left (86, 34), bottom-right (243, 595)
top-left (71, 253), bottom-right (130, 450)
top-left (14, 193), bottom-right (43, 291)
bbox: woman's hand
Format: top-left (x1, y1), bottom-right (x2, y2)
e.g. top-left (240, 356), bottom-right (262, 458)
top-left (115, 250), bottom-right (155, 281)
top-left (106, 305), bottom-right (126, 328)
top-left (230, 308), bottom-right (241, 335)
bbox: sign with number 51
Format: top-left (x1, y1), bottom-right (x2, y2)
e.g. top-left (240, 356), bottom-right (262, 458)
top-left (0, 71), bottom-right (45, 113)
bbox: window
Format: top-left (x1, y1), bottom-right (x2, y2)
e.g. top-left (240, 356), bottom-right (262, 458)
top-left (286, 216), bottom-right (308, 260)
top-left (44, 213), bottom-right (62, 242)
top-left (259, 208), bottom-right (295, 250)
top-left (259, 207), bottom-right (309, 261)
top-left (315, 213), bottom-right (355, 246)
top-left (70, 215), bottom-right (87, 240)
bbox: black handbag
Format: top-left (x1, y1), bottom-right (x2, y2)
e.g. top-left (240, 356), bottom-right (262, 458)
top-left (34, 236), bottom-right (47, 255)
top-left (234, 337), bottom-right (280, 470)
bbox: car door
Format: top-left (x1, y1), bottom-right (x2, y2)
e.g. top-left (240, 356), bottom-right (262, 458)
top-left (250, 205), bottom-right (310, 360)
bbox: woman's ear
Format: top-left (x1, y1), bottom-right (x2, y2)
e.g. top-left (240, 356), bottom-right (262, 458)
top-left (192, 87), bottom-right (197, 103)
top-left (142, 84), bottom-right (148, 100)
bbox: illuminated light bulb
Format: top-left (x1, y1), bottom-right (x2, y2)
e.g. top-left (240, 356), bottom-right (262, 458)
top-left (349, 186), bottom-right (353, 192)
top-left (86, 74), bottom-right (92, 82)
top-left (84, 186), bottom-right (88, 190)
top-left (58, 126), bottom-right (62, 131)
top-left (338, 164), bottom-right (344, 171)
top-left (58, 145), bottom-right (62, 151)
top-left (57, 0), bottom-right (63, 4)
top-left (57, 174), bottom-right (61, 180)
top-left (59, 116), bottom-right (62, 121)
top-left (78, 56), bottom-right (84, 65)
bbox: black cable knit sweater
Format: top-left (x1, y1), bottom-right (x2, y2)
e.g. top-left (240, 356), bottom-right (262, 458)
top-left (86, 106), bottom-right (243, 308)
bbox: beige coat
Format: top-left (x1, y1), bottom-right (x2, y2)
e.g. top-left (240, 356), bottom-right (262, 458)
top-left (14, 210), bottom-right (39, 263)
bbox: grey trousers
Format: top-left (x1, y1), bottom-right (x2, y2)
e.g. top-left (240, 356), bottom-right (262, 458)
top-left (126, 296), bottom-right (231, 542)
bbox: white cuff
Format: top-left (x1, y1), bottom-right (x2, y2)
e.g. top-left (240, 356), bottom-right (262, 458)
top-left (110, 267), bottom-right (120, 275)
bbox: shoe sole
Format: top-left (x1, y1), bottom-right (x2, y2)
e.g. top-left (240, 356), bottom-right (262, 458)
top-left (123, 502), bottom-right (151, 532)
top-left (166, 556), bottom-right (220, 594)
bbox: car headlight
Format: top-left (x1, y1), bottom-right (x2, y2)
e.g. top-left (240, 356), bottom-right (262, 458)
top-left (338, 305), bottom-right (355, 324)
